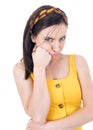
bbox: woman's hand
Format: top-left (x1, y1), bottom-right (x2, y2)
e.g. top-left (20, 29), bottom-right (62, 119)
top-left (32, 47), bottom-right (52, 69)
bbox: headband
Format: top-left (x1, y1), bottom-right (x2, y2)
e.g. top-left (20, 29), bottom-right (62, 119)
top-left (33, 8), bottom-right (66, 25)
top-left (29, 7), bottom-right (67, 34)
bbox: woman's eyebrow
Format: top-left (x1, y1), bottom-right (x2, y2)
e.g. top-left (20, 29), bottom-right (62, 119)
top-left (44, 36), bottom-right (55, 39)
top-left (44, 35), bottom-right (66, 39)
top-left (61, 35), bottom-right (66, 38)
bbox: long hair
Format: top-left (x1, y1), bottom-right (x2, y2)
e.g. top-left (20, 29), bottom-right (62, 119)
top-left (23, 5), bottom-right (68, 79)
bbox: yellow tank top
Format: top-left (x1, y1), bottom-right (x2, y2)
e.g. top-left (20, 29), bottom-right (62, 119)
top-left (30, 55), bottom-right (82, 130)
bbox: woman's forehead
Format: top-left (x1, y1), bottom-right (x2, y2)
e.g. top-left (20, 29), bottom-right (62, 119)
top-left (37, 24), bottom-right (67, 38)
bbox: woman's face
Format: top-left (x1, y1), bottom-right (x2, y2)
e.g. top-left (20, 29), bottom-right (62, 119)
top-left (32, 23), bottom-right (68, 58)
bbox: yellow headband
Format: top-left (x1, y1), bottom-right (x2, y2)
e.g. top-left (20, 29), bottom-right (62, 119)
top-left (33, 8), bottom-right (65, 25)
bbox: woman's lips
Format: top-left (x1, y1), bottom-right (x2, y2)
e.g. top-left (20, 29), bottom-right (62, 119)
top-left (52, 53), bottom-right (60, 58)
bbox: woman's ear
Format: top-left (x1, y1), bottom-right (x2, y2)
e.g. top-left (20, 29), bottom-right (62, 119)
top-left (31, 35), bottom-right (36, 43)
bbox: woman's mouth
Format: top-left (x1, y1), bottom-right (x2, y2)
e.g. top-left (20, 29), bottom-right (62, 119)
top-left (52, 53), bottom-right (60, 58)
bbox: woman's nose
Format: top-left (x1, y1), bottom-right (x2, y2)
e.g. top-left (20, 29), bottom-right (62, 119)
top-left (52, 43), bottom-right (61, 52)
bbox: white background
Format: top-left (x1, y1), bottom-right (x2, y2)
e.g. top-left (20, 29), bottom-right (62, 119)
top-left (0, 0), bottom-right (93, 130)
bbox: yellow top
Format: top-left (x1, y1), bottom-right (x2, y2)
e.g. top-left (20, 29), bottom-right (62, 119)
top-left (30, 55), bottom-right (82, 130)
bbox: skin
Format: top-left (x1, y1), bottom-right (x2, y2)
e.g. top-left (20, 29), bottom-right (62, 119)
top-left (13, 23), bottom-right (93, 130)
top-left (32, 24), bottom-right (67, 58)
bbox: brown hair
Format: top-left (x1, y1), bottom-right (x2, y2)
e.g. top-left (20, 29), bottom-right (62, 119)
top-left (23, 5), bottom-right (68, 79)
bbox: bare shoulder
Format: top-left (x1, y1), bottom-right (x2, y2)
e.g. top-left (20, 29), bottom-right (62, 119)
top-left (13, 60), bottom-right (33, 88)
top-left (75, 54), bottom-right (89, 70)
top-left (13, 61), bottom-right (25, 78)
top-left (74, 55), bottom-right (91, 80)
top-left (75, 54), bottom-right (87, 62)
top-left (13, 61), bottom-right (33, 87)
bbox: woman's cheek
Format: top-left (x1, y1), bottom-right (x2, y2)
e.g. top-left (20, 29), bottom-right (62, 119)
top-left (40, 43), bottom-right (51, 51)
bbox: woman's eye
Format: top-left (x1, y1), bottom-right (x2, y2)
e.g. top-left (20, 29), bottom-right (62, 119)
top-left (44, 37), bottom-right (53, 42)
top-left (60, 36), bottom-right (66, 41)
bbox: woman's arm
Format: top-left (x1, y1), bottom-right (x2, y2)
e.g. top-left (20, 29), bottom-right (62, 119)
top-left (13, 63), bottom-right (50, 124)
top-left (27, 67), bottom-right (50, 124)
top-left (13, 48), bottom-right (51, 124)
top-left (27, 47), bottom-right (51, 124)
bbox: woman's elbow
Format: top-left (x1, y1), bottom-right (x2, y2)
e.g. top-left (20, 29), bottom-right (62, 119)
top-left (32, 116), bottom-right (46, 124)
top-left (25, 106), bottom-right (46, 124)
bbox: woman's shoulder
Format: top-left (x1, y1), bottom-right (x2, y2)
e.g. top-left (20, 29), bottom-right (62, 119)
top-left (64, 54), bottom-right (88, 68)
top-left (74, 54), bottom-right (87, 65)
top-left (66, 54), bottom-right (86, 62)
top-left (73, 54), bottom-right (89, 72)
top-left (13, 60), bottom-right (25, 79)
top-left (61, 53), bottom-right (86, 62)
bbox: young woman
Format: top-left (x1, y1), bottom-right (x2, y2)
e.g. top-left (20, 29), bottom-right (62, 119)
top-left (13, 5), bottom-right (93, 130)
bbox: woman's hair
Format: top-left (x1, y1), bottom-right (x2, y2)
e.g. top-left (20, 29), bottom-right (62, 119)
top-left (23, 5), bottom-right (68, 79)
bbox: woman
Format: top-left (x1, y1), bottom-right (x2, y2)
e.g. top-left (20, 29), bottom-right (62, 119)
top-left (13, 5), bottom-right (93, 130)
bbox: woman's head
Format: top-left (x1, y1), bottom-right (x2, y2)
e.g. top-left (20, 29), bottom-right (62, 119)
top-left (23, 5), bottom-right (68, 79)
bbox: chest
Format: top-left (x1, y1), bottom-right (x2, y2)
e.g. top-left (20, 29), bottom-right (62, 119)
top-left (46, 57), bottom-right (69, 80)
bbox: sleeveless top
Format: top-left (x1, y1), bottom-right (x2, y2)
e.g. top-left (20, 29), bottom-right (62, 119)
top-left (30, 54), bottom-right (82, 130)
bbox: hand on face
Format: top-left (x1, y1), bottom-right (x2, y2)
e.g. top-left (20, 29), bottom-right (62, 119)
top-left (33, 42), bottom-right (55, 55)
top-left (32, 46), bottom-right (52, 69)
top-left (32, 24), bottom-right (68, 64)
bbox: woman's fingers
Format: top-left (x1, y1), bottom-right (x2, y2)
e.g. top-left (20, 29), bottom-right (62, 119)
top-left (40, 46), bottom-right (54, 55)
top-left (33, 42), bottom-right (55, 56)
